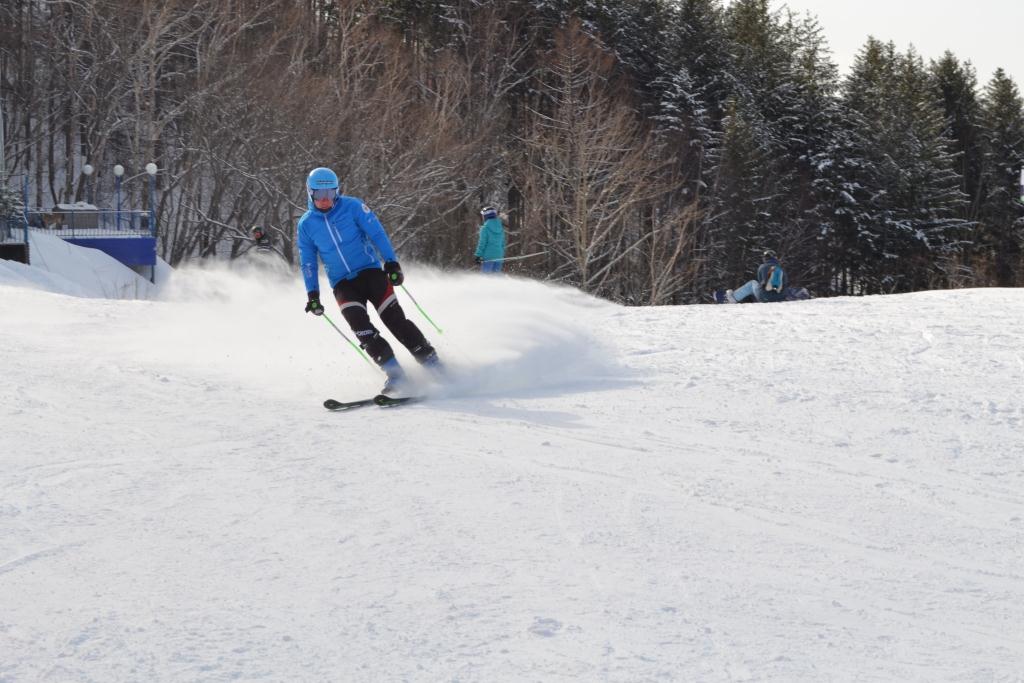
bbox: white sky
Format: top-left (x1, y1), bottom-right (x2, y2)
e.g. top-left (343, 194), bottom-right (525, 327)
top-left (778, 0), bottom-right (1024, 86)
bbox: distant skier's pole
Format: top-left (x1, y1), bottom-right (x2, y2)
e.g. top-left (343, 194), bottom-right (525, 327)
top-left (482, 251), bottom-right (546, 263)
top-left (399, 285), bottom-right (443, 335)
top-left (1019, 168), bottom-right (1023, 204)
top-left (321, 312), bottom-right (376, 368)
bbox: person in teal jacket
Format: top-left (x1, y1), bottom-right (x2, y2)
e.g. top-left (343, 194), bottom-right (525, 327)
top-left (474, 206), bottom-right (506, 273)
top-left (725, 250), bottom-right (788, 303)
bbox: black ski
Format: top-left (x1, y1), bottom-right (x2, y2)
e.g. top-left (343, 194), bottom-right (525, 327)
top-left (324, 397), bottom-right (375, 411)
top-left (324, 395), bottom-right (425, 411)
top-left (373, 394), bottom-right (424, 408)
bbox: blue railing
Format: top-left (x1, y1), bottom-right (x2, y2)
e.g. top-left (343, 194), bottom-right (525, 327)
top-left (23, 208), bottom-right (155, 238)
top-left (20, 207), bottom-right (158, 280)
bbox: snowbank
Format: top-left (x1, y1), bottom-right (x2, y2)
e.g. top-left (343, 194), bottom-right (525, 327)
top-left (0, 230), bottom-right (169, 299)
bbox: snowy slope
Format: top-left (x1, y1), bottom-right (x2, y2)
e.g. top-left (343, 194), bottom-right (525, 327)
top-left (0, 255), bottom-right (1022, 681)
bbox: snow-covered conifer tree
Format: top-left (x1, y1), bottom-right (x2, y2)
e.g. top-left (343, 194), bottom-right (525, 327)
top-left (977, 69), bottom-right (1024, 285)
top-left (841, 40), bottom-right (968, 292)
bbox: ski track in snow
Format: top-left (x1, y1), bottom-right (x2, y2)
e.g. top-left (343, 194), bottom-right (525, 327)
top-left (1, 264), bottom-right (1022, 682)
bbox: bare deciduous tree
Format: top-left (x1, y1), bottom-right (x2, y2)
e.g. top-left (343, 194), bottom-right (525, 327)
top-left (514, 20), bottom-right (698, 301)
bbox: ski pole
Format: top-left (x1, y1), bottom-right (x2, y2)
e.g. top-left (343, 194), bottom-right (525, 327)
top-left (482, 251), bottom-right (546, 263)
top-left (399, 284), bottom-right (444, 335)
top-left (321, 312), bottom-right (377, 369)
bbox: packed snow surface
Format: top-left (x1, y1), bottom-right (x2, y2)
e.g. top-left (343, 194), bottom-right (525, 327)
top-left (1, 249), bottom-right (1022, 681)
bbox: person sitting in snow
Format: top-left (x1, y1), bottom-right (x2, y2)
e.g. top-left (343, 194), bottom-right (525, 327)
top-left (725, 250), bottom-right (788, 303)
top-left (298, 167), bottom-right (442, 395)
top-left (473, 206), bottom-right (506, 273)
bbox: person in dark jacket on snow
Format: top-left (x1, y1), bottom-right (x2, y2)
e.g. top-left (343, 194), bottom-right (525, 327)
top-left (298, 167), bottom-right (440, 395)
top-left (251, 225), bottom-right (273, 252)
top-left (474, 206), bottom-right (506, 273)
top-left (725, 250), bottom-right (788, 303)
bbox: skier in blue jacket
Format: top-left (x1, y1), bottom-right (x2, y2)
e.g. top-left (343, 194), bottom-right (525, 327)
top-left (474, 206), bottom-right (506, 273)
top-left (298, 167), bottom-right (440, 394)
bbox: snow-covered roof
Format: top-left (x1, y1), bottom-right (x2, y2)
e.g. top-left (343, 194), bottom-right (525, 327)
top-left (54, 202), bottom-right (100, 211)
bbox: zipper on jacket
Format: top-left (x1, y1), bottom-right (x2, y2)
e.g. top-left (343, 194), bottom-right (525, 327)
top-left (323, 211), bottom-right (351, 273)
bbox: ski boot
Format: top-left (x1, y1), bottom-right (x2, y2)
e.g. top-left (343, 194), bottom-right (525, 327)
top-left (414, 345), bottom-right (447, 380)
top-left (379, 358), bottom-right (411, 397)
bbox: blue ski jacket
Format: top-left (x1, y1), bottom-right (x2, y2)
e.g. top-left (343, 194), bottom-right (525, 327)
top-left (298, 196), bottom-right (397, 293)
top-left (756, 257), bottom-right (788, 302)
top-left (474, 217), bottom-right (506, 262)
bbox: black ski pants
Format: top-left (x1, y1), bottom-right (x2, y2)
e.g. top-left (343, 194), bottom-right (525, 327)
top-left (332, 268), bottom-right (434, 367)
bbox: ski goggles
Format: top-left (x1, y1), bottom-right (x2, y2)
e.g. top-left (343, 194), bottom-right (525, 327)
top-left (309, 187), bottom-right (338, 202)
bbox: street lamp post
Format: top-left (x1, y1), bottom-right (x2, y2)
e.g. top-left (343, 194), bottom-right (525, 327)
top-left (113, 164), bottom-right (124, 230)
top-left (145, 163), bottom-right (157, 237)
top-left (1, 96), bottom-right (6, 180)
top-left (82, 162), bottom-right (94, 205)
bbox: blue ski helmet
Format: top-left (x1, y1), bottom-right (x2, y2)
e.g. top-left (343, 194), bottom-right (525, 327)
top-left (480, 206), bottom-right (498, 220)
top-left (307, 167), bottom-right (339, 192)
top-left (307, 167), bottom-right (340, 210)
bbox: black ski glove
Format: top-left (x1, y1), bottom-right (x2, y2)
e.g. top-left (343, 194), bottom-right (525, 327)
top-left (474, 256), bottom-right (482, 265)
top-left (384, 261), bottom-right (404, 286)
top-left (305, 291), bottom-right (325, 316)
